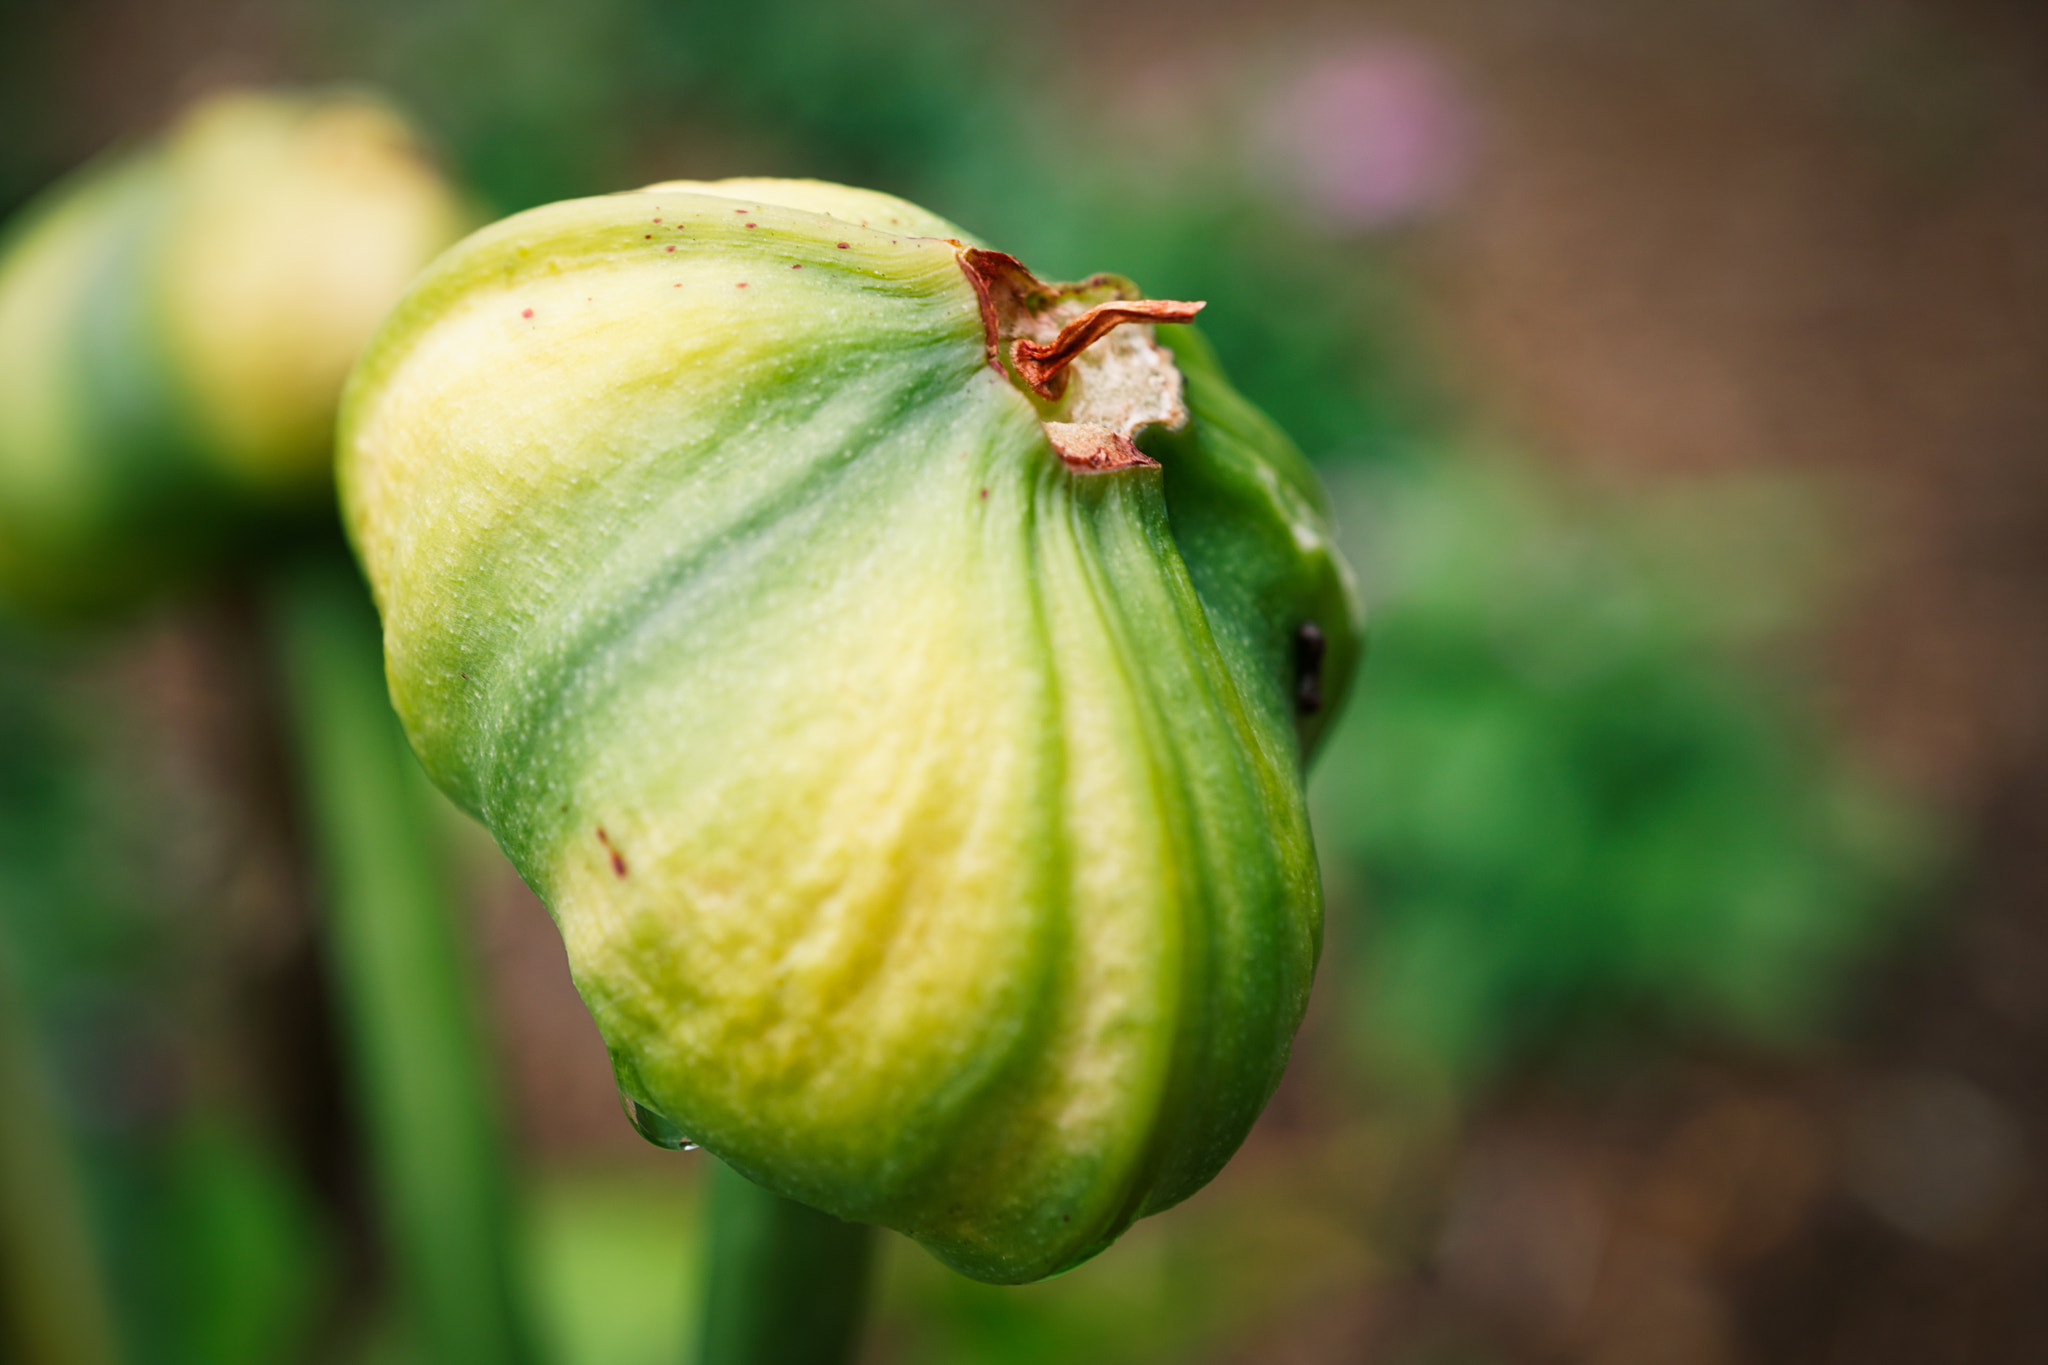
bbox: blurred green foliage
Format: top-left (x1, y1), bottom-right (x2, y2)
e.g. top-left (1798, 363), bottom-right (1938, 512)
top-left (1311, 463), bottom-right (1931, 1094)
top-left (0, 642), bottom-right (329, 1365)
top-left (520, 1174), bottom-right (700, 1365)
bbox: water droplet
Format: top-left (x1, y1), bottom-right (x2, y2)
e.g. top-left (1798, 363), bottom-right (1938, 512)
top-left (620, 1090), bottom-right (699, 1151)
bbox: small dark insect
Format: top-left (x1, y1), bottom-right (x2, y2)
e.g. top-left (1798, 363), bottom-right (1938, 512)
top-left (1293, 622), bottom-right (1326, 717)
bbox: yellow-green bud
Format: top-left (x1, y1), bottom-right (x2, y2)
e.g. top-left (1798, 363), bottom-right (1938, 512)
top-left (339, 178), bottom-right (1361, 1283)
top-left (0, 89), bottom-right (466, 616)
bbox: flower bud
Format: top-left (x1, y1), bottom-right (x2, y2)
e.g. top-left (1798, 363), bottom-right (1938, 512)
top-left (0, 90), bottom-right (466, 616)
top-left (339, 178), bottom-right (1360, 1283)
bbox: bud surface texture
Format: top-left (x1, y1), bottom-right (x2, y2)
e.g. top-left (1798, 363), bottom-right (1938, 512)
top-left (340, 178), bottom-right (1359, 1283)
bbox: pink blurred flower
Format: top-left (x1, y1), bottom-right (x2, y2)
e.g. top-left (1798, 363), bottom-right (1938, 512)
top-left (1262, 43), bottom-right (1475, 231)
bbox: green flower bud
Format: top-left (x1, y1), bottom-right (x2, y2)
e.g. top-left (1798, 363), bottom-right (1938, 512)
top-left (0, 90), bottom-right (466, 616)
top-left (339, 178), bottom-right (1361, 1283)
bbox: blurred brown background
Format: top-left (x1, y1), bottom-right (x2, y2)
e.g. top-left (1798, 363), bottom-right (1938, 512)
top-left (3, 1), bottom-right (2046, 1362)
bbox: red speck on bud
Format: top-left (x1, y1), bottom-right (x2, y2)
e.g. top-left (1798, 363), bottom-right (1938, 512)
top-left (595, 827), bottom-right (629, 878)
top-left (521, 308), bottom-right (534, 319)
top-left (837, 242), bottom-right (850, 249)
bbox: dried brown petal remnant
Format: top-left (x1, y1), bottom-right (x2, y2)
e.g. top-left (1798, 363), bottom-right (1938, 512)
top-left (956, 247), bottom-right (1204, 473)
top-left (1012, 299), bottom-right (1205, 399)
top-left (1041, 422), bottom-right (1159, 472)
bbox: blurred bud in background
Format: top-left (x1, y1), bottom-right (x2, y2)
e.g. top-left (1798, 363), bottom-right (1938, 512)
top-left (0, 83), bottom-right (468, 1365)
top-left (0, 89), bottom-right (465, 618)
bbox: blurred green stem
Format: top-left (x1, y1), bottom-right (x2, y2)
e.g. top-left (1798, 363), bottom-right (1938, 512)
top-left (697, 1161), bottom-right (876, 1365)
top-left (0, 953), bottom-right (121, 1365)
top-left (270, 556), bottom-right (535, 1365)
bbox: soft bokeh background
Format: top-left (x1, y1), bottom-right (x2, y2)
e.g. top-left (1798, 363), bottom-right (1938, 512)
top-left (3, 0), bottom-right (2045, 1361)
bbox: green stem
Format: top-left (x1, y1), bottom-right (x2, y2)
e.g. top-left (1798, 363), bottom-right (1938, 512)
top-left (269, 556), bottom-right (535, 1365)
top-left (0, 951), bottom-right (122, 1365)
top-left (696, 1163), bottom-right (876, 1365)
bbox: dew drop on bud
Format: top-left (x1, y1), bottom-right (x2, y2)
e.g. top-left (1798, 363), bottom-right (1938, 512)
top-left (620, 1090), bottom-right (700, 1151)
